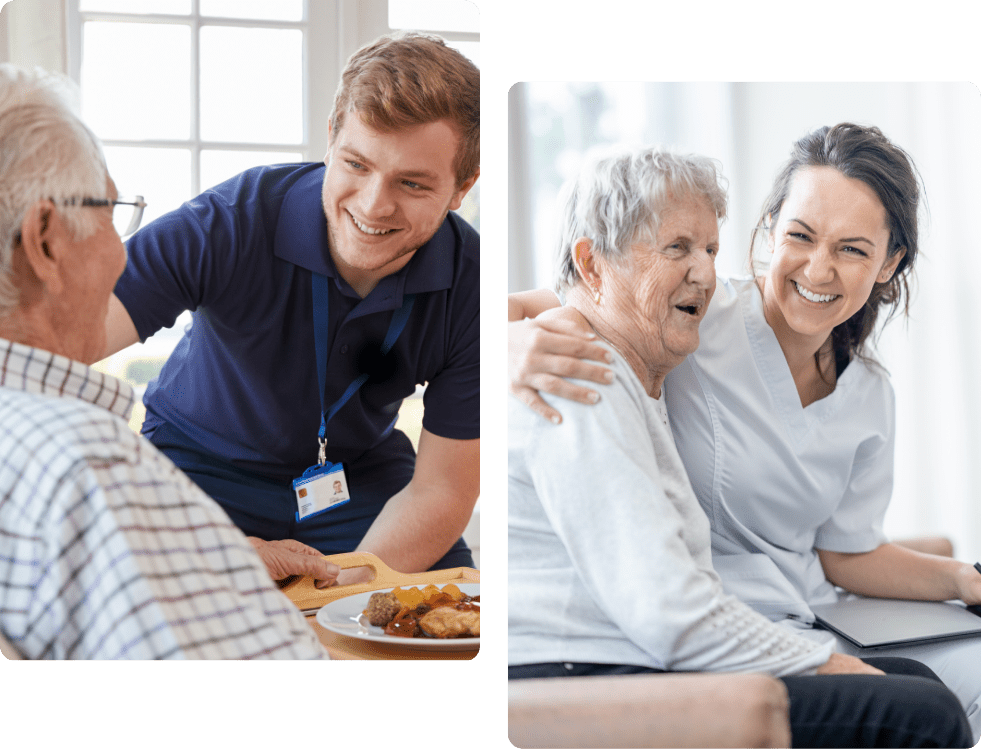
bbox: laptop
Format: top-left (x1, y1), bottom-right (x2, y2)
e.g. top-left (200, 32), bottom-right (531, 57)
top-left (812, 596), bottom-right (981, 649)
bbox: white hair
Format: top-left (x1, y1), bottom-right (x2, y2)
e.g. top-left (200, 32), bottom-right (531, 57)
top-left (554, 146), bottom-right (728, 293)
top-left (0, 64), bottom-right (108, 316)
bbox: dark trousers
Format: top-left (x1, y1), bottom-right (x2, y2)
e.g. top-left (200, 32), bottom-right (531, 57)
top-left (509, 659), bottom-right (973, 748)
top-left (147, 421), bottom-right (474, 569)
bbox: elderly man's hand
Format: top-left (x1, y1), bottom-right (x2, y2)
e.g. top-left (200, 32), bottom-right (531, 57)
top-left (508, 312), bottom-right (613, 425)
top-left (247, 537), bottom-right (340, 589)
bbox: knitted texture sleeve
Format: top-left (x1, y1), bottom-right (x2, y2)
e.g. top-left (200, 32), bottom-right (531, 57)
top-left (516, 346), bottom-right (833, 676)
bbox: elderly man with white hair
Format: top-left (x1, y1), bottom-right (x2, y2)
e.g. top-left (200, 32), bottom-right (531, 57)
top-left (0, 64), bottom-right (331, 659)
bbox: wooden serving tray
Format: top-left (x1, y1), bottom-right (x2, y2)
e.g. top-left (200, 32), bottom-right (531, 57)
top-left (279, 551), bottom-right (480, 613)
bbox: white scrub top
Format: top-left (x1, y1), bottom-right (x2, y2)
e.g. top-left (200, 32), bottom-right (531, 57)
top-left (665, 277), bottom-right (895, 624)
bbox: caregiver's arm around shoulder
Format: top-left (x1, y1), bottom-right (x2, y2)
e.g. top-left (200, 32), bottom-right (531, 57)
top-left (508, 288), bottom-right (614, 423)
top-left (817, 543), bottom-right (981, 605)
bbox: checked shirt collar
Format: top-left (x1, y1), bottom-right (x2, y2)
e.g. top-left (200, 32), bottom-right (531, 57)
top-left (0, 337), bottom-right (135, 421)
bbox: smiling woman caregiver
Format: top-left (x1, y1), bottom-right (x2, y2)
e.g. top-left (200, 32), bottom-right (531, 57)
top-left (508, 123), bottom-right (981, 740)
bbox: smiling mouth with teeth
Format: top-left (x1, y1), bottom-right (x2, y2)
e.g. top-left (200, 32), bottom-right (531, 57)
top-left (349, 211), bottom-right (397, 236)
top-left (793, 281), bottom-right (839, 304)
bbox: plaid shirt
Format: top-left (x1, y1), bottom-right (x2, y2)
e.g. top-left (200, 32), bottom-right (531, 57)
top-left (0, 338), bottom-right (327, 659)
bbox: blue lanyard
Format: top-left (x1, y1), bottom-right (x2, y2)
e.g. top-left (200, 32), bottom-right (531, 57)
top-left (311, 271), bottom-right (415, 462)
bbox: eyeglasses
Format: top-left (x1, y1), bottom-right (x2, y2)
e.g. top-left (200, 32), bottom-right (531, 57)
top-left (61, 195), bottom-right (147, 237)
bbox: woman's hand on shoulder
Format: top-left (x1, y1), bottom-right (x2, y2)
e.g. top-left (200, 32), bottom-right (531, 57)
top-left (816, 652), bottom-right (885, 676)
top-left (508, 308), bottom-right (614, 424)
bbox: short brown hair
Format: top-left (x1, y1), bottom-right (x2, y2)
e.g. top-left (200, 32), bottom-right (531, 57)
top-left (329, 32), bottom-right (479, 187)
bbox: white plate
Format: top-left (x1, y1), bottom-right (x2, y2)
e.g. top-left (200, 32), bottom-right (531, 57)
top-left (315, 583), bottom-right (480, 651)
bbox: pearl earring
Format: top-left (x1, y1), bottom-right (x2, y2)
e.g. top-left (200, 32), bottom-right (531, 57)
top-left (593, 287), bottom-right (602, 304)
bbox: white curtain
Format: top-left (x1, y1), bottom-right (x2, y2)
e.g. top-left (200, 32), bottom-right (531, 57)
top-left (509, 82), bottom-right (981, 562)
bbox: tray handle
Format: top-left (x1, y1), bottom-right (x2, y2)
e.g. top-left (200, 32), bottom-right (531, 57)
top-left (280, 551), bottom-right (479, 610)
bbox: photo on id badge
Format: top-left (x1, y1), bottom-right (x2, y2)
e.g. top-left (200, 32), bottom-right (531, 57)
top-left (293, 463), bottom-right (350, 521)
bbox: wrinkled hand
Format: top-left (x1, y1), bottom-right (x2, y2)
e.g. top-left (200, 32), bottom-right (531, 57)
top-left (508, 310), bottom-right (613, 424)
top-left (248, 537), bottom-right (340, 589)
top-left (816, 652), bottom-right (885, 676)
top-left (954, 562), bottom-right (981, 605)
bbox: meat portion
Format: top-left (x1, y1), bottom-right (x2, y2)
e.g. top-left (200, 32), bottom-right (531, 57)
top-left (363, 585), bottom-right (480, 638)
top-left (418, 605), bottom-right (480, 638)
top-left (363, 591), bottom-right (402, 627)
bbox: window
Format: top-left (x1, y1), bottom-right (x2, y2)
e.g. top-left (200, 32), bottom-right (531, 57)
top-left (74, 0), bottom-right (307, 228)
top-left (71, 0), bottom-right (310, 432)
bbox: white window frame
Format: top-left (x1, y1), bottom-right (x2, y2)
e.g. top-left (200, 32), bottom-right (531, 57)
top-left (66, 1), bottom-right (322, 193)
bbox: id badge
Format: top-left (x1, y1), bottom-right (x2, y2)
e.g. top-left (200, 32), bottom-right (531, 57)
top-left (292, 462), bottom-right (351, 521)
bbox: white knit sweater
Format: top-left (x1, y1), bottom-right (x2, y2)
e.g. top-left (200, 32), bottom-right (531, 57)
top-left (508, 342), bottom-right (834, 676)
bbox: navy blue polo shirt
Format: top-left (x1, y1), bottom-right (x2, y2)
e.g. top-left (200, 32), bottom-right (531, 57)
top-left (114, 162), bottom-right (479, 481)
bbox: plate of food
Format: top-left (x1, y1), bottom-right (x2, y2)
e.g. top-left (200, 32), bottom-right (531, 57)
top-left (315, 582), bottom-right (480, 651)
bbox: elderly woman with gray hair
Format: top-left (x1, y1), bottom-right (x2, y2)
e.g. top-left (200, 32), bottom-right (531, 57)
top-left (507, 147), bottom-right (971, 748)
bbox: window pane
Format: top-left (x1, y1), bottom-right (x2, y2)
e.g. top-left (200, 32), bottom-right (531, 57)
top-left (449, 41), bottom-right (479, 67)
top-left (80, 0), bottom-right (191, 14)
top-left (81, 22), bottom-right (190, 140)
top-left (389, 0), bottom-right (478, 33)
top-left (201, 150), bottom-right (304, 191)
top-left (102, 146), bottom-right (192, 227)
top-left (200, 27), bottom-right (303, 144)
top-left (200, 0), bottom-right (303, 21)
